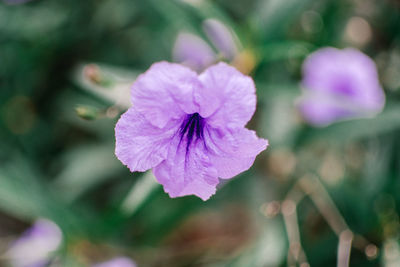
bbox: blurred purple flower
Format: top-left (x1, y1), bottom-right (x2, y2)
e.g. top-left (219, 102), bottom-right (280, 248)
top-left (173, 32), bottom-right (216, 72)
top-left (203, 19), bottom-right (240, 61)
top-left (92, 257), bottom-right (136, 267)
top-left (115, 62), bottom-right (267, 200)
top-left (298, 47), bottom-right (385, 126)
top-left (173, 19), bottom-right (240, 72)
top-left (6, 219), bottom-right (62, 267)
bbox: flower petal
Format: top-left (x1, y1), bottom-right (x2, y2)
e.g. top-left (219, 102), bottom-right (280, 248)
top-left (7, 220), bottom-right (62, 267)
top-left (173, 32), bottom-right (216, 72)
top-left (153, 135), bottom-right (219, 201)
top-left (299, 48), bottom-right (386, 126)
top-left (92, 257), bottom-right (136, 267)
top-left (196, 62), bottom-right (256, 129)
top-left (202, 19), bottom-right (240, 61)
top-left (115, 108), bottom-right (179, 172)
top-left (297, 90), bottom-right (379, 126)
top-left (131, 62), bottom-right (200, 128)
top-left (205, 127), bottom-right (268, 178)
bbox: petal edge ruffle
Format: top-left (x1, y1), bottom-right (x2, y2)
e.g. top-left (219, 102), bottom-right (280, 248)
top-left (115, 108), bottom-right (179, 172)
top-left (205, 127), bottom-right (268, 179)
top-left (196, 62), bottom-right (256, 129)
top-left (131, 62), bottom-right (200, 128)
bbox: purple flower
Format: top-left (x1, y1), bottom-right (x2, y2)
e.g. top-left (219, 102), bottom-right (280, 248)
top-left (92, 257), bottom-right (136, 267)
top-left (115, 62), bottom-right (268, 200)
top-left (6, 219), bottom-right (62, 267)
top-left (202, 19), bottom-right (240, 61)
top-left (173, 32), bottom-right (216, 72)
top-left (298, 47), bottom-right (385, 126)
top-left (173, 19), bottom-right (240, 72)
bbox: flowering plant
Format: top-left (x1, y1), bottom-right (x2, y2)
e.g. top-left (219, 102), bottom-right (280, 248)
top-left (115, 62), bottom-right (267, 200)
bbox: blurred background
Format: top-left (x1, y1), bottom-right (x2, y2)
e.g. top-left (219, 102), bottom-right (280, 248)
top-left (1, 0), bottom-right (400, 266)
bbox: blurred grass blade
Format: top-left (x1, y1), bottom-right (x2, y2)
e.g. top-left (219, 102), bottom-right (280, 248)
top-left (52, 144), bottom-right (123, 201)
top-left (227, 220), bottom-right (286, 267)
top-left (147, 0), bottom-right (198, 32)
top-left (258, 41), bottom-right (315, 63)
top-left (0, 158), bottom-right (89, 234)
top-left (0, 4), bottom-right (67, 40)
top-left (251, 0), bottom-right (314, 39)
top-left (120, 171), bottom-right (159, 216)
top-left (0, 164), bottom-right (47, 220)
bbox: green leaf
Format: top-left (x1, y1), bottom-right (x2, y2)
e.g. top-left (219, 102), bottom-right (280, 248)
top-left (0, 158), bottom-right (91, 235)
top-left (258, 41), bottom-right (315, 63)
top-left (250, 0), bottom-right (315, 40)
top-left (120, 171), bottom-right (160, 216)
top-left (52, 144), bottom-right (124, 202)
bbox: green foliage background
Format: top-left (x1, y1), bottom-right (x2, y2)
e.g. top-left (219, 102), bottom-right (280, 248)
top-left (1, 0), bottom-right (400, 266)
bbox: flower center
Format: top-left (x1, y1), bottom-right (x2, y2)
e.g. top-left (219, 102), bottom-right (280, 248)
top-left (179, 113), bottom-right (205, 152)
